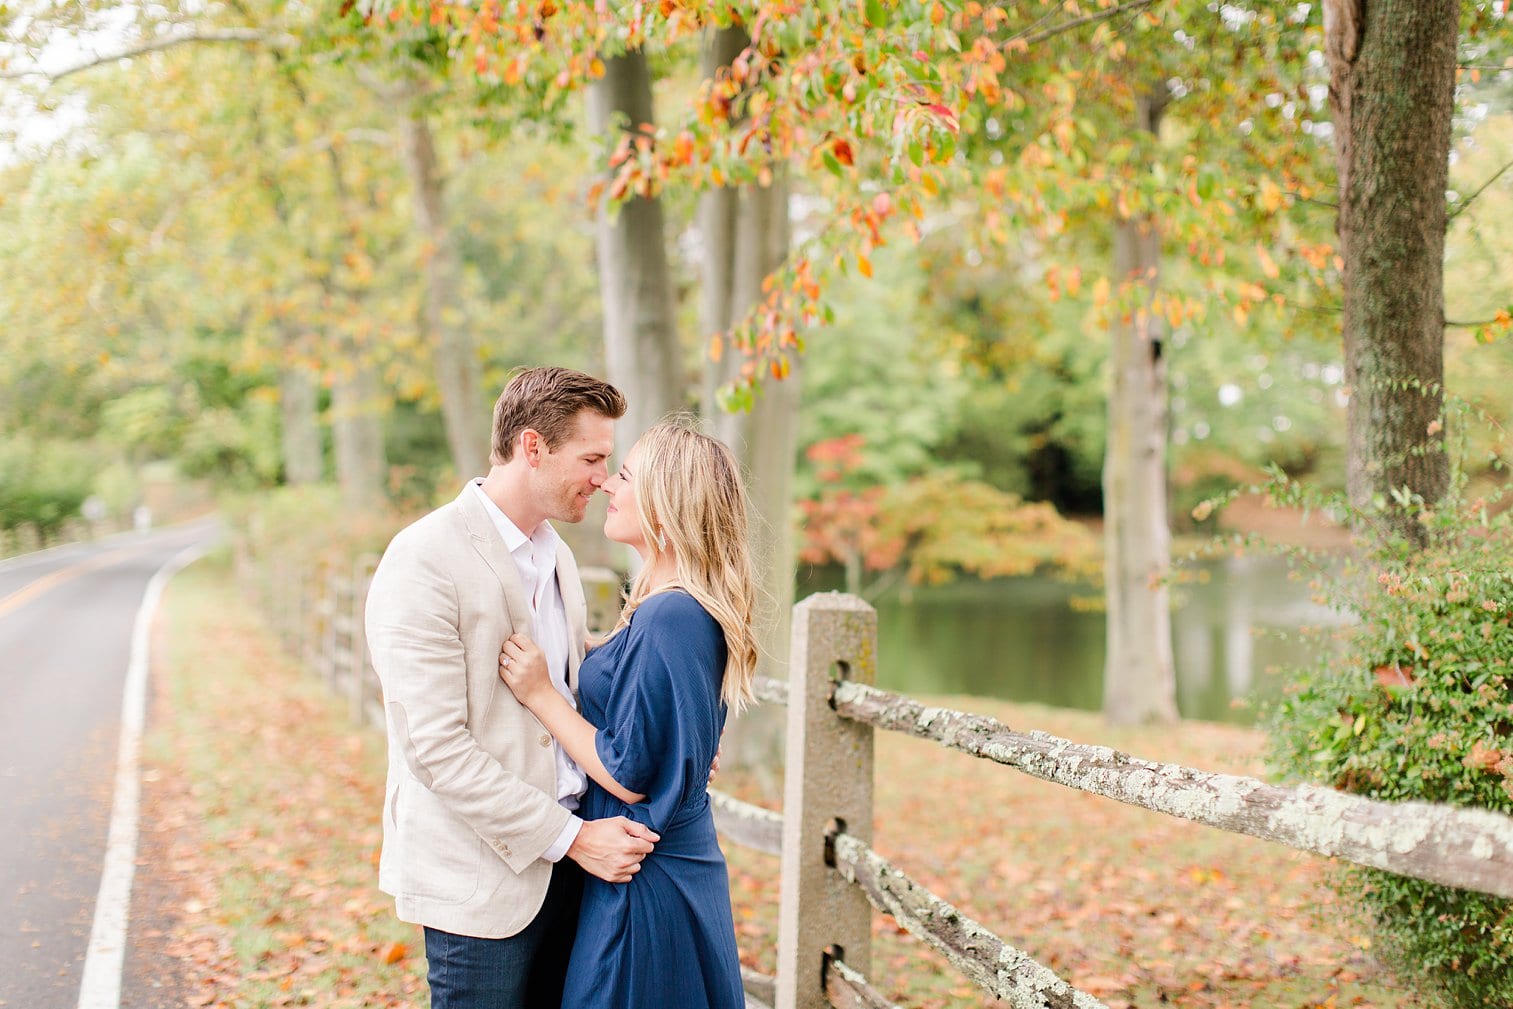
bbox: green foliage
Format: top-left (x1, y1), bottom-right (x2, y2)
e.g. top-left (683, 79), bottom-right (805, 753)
top-left (0, 435), bottom-right (97, 532)
top-left (797, 243), bottom-right (972, 494)
top-left (99, 387), bottom-right (186, 459)
top-left (225, 484), bottom-right (400, 570)
top-left (178, 401), bottom-right (284, 489)
top-left (1264, 465), bottom-right (1513, 1008)
top-left (918, 250), bottom-right (1109, 508)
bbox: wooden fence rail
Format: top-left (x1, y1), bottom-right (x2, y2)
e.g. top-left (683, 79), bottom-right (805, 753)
top-left (245, 559), bottom-right (1513, 1009)
top-left (0, 517), bottom-right (135, 560)
top-left (832, 679), bottom-right (1513, 901)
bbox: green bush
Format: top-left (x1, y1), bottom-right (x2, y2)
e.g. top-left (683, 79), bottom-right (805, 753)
top-left (0, 435), bottom-right (97, 533)
top-left (1265, 484), bottom-right (1513, 1008)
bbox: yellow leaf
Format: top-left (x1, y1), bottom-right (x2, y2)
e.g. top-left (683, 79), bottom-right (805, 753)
top-left (1256, 244), bottom-right (1280, 279)
top-left (1258, 178), bottom-right (1285, 214)
top-left (1092, 276), bottom-right (1111, 308)
top-left (708, 334), bottom-right (723, 364)
top-left (857, 253), bottom-right (873, 278)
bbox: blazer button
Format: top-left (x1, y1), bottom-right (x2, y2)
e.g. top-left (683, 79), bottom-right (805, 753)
top-left (538, 733), bottom-right (551, 747)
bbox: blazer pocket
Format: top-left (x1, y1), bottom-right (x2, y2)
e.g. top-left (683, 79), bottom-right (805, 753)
top-left (398, 779), bottom-right (484, 905)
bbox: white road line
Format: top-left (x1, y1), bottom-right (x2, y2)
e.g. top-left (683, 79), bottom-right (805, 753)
top-left (76, 542), bottom-right (212, 1009)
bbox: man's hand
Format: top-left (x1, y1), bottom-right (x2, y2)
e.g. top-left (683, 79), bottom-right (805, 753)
top-left (567, 816), bottom-right (659, 883)
top-left (708, 740), bottom-right (723, 786)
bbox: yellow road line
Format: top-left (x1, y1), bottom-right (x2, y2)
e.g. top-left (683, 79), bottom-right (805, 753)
top-left (0, 544), bottom-right (151, 620)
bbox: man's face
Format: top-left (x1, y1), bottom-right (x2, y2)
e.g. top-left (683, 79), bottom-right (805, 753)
top-left (530, 410), bottom-right (615, 524)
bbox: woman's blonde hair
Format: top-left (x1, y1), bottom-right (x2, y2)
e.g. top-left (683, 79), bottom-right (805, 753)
top-left (612, 418), bottom-right (758, 712)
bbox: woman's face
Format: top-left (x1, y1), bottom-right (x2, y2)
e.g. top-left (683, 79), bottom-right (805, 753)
top-left (602, 443), bottom-right (647, 551)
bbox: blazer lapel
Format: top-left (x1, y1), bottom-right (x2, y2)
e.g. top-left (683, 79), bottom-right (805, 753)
top-left (455, 483), bottom-right (534, 635)
top-left (555, 539), bottom-right (588, 693)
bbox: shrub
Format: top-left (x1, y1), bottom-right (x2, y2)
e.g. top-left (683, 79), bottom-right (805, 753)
top-left (0, 435), bottom-right (97, 533)
top-left (1264, 481), bottom-right (1513, 1008)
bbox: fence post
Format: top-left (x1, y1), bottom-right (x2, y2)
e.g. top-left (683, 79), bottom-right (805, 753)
top-left (578, 565), bottom-right (623, 635)
top-left (775, 592), bottom-right (877, 1009)
top-left (353, 554), bottom-right (379, 727)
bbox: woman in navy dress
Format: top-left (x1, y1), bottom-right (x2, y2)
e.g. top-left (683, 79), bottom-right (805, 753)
top-left (498, 419), bottom-right (757, 1009)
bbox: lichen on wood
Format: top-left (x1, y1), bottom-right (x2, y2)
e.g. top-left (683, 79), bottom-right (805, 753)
top-left (831, 833), bottom-right (1107, 1009)
top-left (712, 788), bottom-right (784, 855)
top-left (833, 680), bottom-right (1513, 900)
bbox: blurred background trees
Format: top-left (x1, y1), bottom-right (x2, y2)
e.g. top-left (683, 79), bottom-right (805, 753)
top-left (2, 0), bottom-right (1510, 710)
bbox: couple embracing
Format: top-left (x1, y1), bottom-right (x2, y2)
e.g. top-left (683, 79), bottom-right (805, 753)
top-left (365, 367), bottom-right (754, 1009)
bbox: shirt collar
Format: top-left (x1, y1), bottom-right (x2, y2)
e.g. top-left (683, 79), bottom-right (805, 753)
top-left (471, 480), bottom-right (562, 559)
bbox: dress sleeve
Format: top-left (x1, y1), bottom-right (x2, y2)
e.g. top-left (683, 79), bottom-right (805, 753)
top-left (593, 595), bottom-right (723, 801)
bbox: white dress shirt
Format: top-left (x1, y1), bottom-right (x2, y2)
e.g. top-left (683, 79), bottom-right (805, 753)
top-left (471, 481), bottom-right (586, 862)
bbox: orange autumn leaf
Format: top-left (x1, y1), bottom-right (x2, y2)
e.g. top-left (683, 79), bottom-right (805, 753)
top-left (379, 941), bottom-right (408, 964)
top-left (1256, 244), bottom-right (1280, 280)
top-left (1373, 663), bottom-right (1415, 689)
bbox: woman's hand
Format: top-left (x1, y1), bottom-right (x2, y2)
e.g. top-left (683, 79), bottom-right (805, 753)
top-left (499, 633), bottom-right (552, 708)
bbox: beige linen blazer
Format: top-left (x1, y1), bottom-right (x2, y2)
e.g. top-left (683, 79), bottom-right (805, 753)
top-left (364, 483), bottom-right (589, 938)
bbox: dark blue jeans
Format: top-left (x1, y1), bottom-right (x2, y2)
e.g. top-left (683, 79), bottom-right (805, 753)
top-left (423, 860), bottom-right (584, 1009)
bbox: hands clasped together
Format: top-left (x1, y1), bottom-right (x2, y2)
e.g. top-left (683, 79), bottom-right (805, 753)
top-left (499, 632), bottom-right (658, 883)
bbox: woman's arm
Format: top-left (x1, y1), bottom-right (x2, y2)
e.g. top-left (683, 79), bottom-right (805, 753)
top-left (499, 634), bottom-right (647, 805)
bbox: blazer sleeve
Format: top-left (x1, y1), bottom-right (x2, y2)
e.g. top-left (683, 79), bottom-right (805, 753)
top-left (365, 536), bottom-right (569, 872)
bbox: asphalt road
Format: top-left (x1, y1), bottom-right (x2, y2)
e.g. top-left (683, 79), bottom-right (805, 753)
top-left (0, 521), bottom-right (218, 1009)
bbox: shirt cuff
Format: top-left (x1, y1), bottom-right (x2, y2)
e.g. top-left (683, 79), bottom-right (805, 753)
top-left (541, 814), bottom-right (583, 863)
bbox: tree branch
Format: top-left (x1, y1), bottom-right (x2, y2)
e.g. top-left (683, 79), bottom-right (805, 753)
top-left (1287, 189), bottom-right (1338, 210)
top-left (1012, 0), bottom-right (1162, 49)
top-left (1447, 156), bottom-right (1513, 222)
top-left (0, 28), bottom-right (293, 84)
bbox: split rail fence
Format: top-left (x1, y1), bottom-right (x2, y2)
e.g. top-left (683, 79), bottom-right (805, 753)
top-left (247, 556), bottom-right (1513, 1009)
top-left (0, 518), bottom-right (130, 560)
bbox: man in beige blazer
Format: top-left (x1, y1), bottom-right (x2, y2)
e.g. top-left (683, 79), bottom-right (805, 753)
top-left (365, 368), bottom-right (658, 1009)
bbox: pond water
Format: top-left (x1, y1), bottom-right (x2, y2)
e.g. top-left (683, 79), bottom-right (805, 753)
top-left (795, 554), bottom-right (1349, 725)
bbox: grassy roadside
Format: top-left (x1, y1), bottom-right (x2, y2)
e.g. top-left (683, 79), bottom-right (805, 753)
top-left (149, 554), bottom-right (423, 1007)
top-left (150, 556), bottom-right (1424, 1009)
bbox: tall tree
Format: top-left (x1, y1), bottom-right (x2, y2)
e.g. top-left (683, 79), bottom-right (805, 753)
top-left (1102, 89), bottom-right (1180, 725)
top-left (698, 23), bottom-right (798, 764)
top-left (1324, 0), bottom-right (1457, 545)
top-left (588, 51), bottom-right (683, 441)
top-left (400, 80), bottom-right (489, 477)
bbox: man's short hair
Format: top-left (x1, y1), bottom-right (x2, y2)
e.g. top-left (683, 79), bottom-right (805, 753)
top-left (490, 367), bottom-right (627, 464)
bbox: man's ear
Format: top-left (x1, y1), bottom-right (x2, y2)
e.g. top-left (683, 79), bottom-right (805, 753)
top-left (519, 428), bottom-right (542, 466)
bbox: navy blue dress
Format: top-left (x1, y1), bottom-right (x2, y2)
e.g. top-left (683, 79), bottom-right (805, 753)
top-left (560, 590), bottom-right (744, 1009)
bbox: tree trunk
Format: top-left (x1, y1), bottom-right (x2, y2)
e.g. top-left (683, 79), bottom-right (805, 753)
top-left (402, 93), bottom-right (487, 478)
top-left (1325, 0), bottom-right (1455, 545)
top-left (331, 364), bottom-right (385, 509)
top-left (588, 51), bottom-right (683, 442)
top-left (278, 357), bottom-right (323, 484)
top-left (699, 25), bottom-right (798, 774)
top-left (1102, 92), bottom-right (1179, 726)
